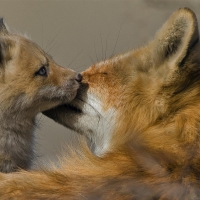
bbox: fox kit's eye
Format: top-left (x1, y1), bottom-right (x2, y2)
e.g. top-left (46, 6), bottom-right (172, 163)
top-left (35, 66), bottom-right (47, 76)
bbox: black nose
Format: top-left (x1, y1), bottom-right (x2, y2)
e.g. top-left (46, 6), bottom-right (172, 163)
top-left (75, 73), bottom-right (82, 82)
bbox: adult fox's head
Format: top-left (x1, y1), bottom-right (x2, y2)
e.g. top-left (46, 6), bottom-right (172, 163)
top-left (45, 8), bottom-right (200, 157)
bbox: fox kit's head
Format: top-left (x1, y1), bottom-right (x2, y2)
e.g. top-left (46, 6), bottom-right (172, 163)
top-left (0, 19), bottom-right (82, 173)
top-left (45, 8), bottom-right (200, 156)
top-left (0, 19), bottom-right (81, 118)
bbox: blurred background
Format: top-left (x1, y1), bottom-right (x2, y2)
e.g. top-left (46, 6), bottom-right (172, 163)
top-left (0, 0), bottom-right (199, 166)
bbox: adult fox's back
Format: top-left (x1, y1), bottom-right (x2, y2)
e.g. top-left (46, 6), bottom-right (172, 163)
top-left (1, 7), bottom-right (200, 199)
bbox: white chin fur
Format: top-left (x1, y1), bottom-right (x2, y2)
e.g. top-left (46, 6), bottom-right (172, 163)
top-left (75, 93), bottom-right (116, 156)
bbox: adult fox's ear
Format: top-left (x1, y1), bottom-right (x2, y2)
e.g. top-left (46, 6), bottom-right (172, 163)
top-left (152, 7), bottom-right (199, 66)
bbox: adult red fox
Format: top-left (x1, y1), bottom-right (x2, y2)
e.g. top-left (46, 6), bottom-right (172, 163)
top-left (0, 19), bottom-right (81, 173)
top-left (1, 7), bottom-right (200, 199)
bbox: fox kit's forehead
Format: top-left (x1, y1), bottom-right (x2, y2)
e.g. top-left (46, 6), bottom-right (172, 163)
top-left (1, 34), bottom-right (51, 77)
top-left (18, 36), bottom-right (49, 64)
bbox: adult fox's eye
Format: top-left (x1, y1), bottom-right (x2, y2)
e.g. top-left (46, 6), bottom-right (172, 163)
top-left (35, 66), bottom-right (47, 76)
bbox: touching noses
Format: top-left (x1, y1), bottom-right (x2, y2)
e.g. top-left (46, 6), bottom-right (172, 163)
top-left (75, 73), bottom-right (82, 82)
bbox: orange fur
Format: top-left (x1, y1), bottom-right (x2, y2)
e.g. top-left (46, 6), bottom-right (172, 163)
top-left (1, 7), bottom-right (200, 199)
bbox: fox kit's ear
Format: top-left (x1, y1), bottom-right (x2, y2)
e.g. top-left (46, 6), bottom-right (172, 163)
top-left (0, 19), bottom-right (12, 66)
top-left (152, 7), bottom-right (199, 66)
top-left (0, 18), bottom-right (9, 35)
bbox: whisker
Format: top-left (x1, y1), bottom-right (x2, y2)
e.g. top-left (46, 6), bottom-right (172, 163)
top-left (42, 19), bottom-right (44, 49)
top-left (67, 49), bottom-right (84, 69)
top-left (111, 22), bottom-right (124, 58)
top-left (46, 41), bottom-right (59, 55)
top-left (100, 30), bottom-right (104, 61)
top-left (104, 33), bottom-right (110, 60)
top-left (94, 41), bottom-right (99, 62)
top-left (88, 54), bottom-right (95, 65)
top-left (44, 32), bottom-right (59, 52)
top-left (76, 97), bottom-right (111, 125)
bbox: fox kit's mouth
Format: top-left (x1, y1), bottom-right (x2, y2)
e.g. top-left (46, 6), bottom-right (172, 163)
top-left (64, 95), bottom-right (91, 115)
top-left (64, 103), bottom-right (82, 114)
top-left (66, 95), bottom-right (103, 119)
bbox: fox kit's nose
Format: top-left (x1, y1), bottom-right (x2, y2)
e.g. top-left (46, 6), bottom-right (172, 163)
top-left (75, 73), bottom-right (82, 82)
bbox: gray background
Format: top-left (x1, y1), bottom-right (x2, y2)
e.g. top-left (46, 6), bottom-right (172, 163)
top-left (0, 0), bottom-right (199, 166)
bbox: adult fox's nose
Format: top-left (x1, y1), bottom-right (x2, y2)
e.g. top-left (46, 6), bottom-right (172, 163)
top-left (75, 73), bottom-right (82, 82)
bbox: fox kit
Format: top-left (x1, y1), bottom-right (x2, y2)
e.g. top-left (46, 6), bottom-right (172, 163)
top-left (1, 7), bottom-right (200, 199)
top-left (0, 19), bottom-right (81, 173)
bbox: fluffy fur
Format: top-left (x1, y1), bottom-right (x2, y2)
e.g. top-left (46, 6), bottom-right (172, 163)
top-left (0, 19), bottom-right (80, 172)
top-left (1, 7), bottom-right (200, 199)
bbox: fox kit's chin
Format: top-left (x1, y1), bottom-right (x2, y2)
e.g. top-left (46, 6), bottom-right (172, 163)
top-left (0, 18), bottom-right (80, 172)
top-left (44, 91), bottom-right (116, 155)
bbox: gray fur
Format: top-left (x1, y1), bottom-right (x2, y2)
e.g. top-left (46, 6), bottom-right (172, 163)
top-left (0, 20), bottom-right (79, 172)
